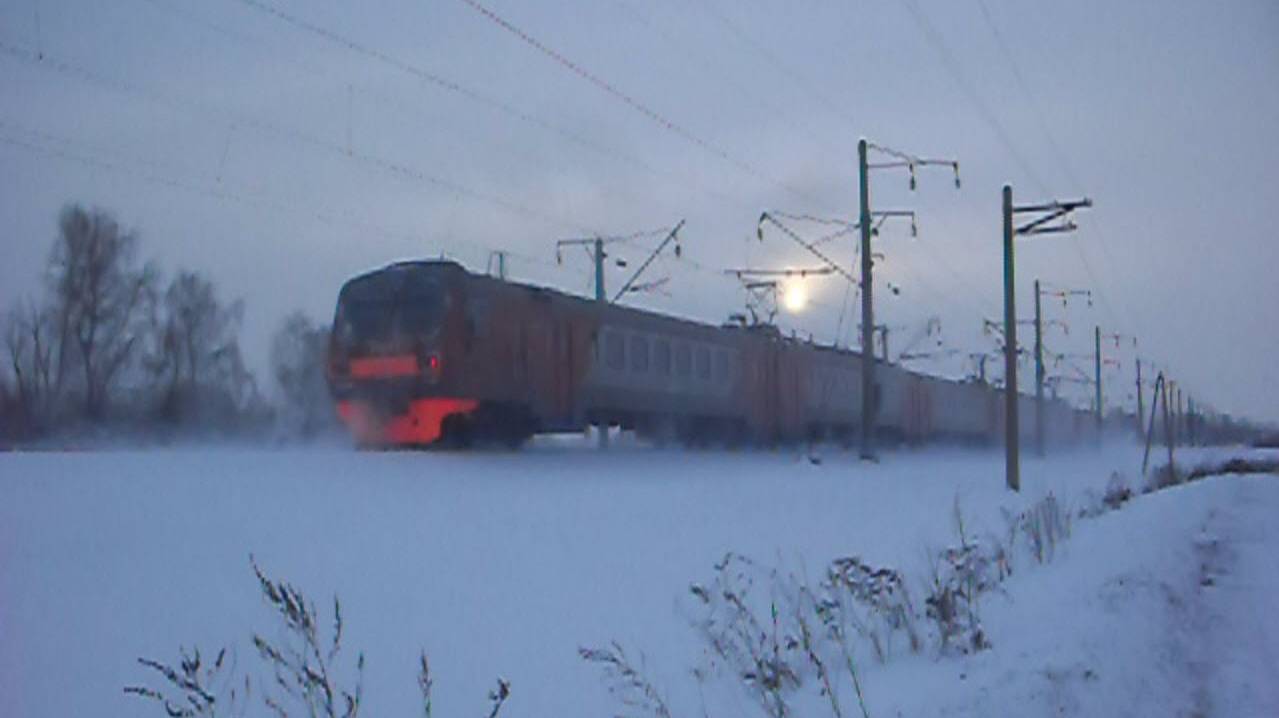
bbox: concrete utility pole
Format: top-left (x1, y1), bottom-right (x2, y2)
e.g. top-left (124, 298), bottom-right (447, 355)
top-left (1176, 385), bottom-right (1184, 444)
top-left (556, 223), bottom-right (683, 449)
top-left (1094, 325), bottom-right (1103, 435)
top-left (593, 238), bottom-right (605, 303)
top-left (1184, 397), bottom-right (1190, 444)
top-left (593, 238), bottom-right (607, 448)
top-left (1136, 358), bottom-right (1145, 439)
top-left (1033, 279), bottom-right (1045, 456)
top-left (858, 139), bottom-right (876, 461)
top-left (1002, 186), bottom-right (1019, 490)
top-left (856, 139), bottom-right (959, 461)
top-left (1001, 188), bottom-right (1092, 492)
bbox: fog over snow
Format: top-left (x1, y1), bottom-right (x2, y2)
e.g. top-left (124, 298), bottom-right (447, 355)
top-left (1, 0), bottom-right (1277, 422)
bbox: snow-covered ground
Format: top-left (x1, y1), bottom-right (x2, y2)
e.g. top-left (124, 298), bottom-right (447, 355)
top-left (1, 440), bottom-right (1275, 717)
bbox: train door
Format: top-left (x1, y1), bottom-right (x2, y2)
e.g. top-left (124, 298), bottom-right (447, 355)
top-left (553, 319), bottom-right (575, 424)
top-left (525, 318), bottom-right (558, 418)
top-left (766, 343), bottom-right (784, 441)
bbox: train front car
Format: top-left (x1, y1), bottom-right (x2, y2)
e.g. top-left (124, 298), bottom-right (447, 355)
top-left (327, 261), bottom-right (477, 448)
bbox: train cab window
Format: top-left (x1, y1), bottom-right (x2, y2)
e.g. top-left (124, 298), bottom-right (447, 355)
top-left (605, 332), bottom-right (625, 370)
top-left (716, 351), bottom-right (730, 383)
top-left (696, 347), bottom-right (711, 381)
top-left (655, 339), bottom-right (672, 376)
top-left (675, 344), bottom-right (692, 377)
top-left (630, 335), bottom-right (649, 373)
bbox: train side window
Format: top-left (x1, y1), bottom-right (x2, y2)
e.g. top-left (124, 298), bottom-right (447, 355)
top-left (716, 351), bottom-right (729, 383)
top-left (675, 343), bottom-right (691, 377)
top-left (606, 332), bottom-right (625, 370)
top-left (630, 335), bottom-right (649, 373)
top-left (696, 347), bottom-right (711, 381)
top-left (655, 339), bottom-right (672, 376)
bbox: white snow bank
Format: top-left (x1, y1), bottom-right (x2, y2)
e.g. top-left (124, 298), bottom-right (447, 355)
top-left (864, 472), bottom-right (1279, 717)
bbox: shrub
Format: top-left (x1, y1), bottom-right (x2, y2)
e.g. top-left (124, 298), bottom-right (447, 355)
top-left (579, 642), bottom-right (672, 718)
top-left (688, 553), bottom-right (803, 718)
top-left (820, 556), bottom-right (920, 663)
top-left (126, 558), bottom-right (510, 718)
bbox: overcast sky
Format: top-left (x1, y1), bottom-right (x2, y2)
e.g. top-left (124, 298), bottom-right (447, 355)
top-left (1, 0), bottom-right (1276, 423)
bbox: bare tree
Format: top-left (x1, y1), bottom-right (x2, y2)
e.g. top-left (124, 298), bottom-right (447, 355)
top-left (143, 270), bottom-right (248, 423)
top-left (2, 299), bottom-right (59, 433)
top-left (270, 311), bottom-right (333, 437)
top-left (46, 204), bottom-right (155, 419)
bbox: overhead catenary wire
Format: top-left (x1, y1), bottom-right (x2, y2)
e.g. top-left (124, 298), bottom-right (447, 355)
top-left (696, 0), bottom-right (860, 132)
top-left (970, 0), bottom-right (1132, 335)
top-left (611, 0), bottom-right (833, 150)
top-left (454, 0), bottom-right (835, 212)
top-left (898, 0), bottom-right (1050, 194)
top-left (901, 0), bottom-right (1138, 405)
top-left (0, 122), bottom-right (571, 279)
top-left (634, 1), bottom-right (1002, 340)
top-left (904, 0), bottom-right (1128, 336)
top-left (0, 40), bottom-right (591, 235)
top-left (226, 0), bottom-right (752, 214)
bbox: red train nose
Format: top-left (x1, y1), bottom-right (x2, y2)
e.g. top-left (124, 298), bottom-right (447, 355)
top-left (337, 397), bottom-right (479, 446)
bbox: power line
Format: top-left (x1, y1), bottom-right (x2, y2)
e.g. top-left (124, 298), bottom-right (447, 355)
top-left (898, 0), bottom-right (1050, 194)
top-left (938, 0), bottom-right (1126, 337)
top-left (226, 0), bottom-right (754, 213)
top-left (455, 0), bottom-right (834, 211)
top-left (0, 39), bottom-right (590, 234)
top-left (612, 0), bottom-right (835, 153)
top-left (971, 0), bottom-right (1130, 334)
top-left (0, 118), bottom-right (577, 282)
top-left (696, 0), bottom-right (859, 131)
top-left (902, 0), bottom-right (1134, 366)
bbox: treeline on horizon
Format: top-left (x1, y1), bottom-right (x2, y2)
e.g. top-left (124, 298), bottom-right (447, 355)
top-left (0, 203), bottom-right (335, 444)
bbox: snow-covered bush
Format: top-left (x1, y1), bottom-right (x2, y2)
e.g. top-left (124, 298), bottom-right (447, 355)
top-left (579, 642), bottom-right (673, 718)
top-left (688, 553), bottom-right (804, 718)
top-left (1079, 472), bottom-right (1135, 519)
top-left (1103, 473), bottom-right (1134, 510)
top-left (922, 541), bottom-right (995, 656)
top-left (921, 499), bottom-right (1003, 656)
top-left (248, 558), bottom-right (365, 718)
top-left (1003, 493), bottom-right (1071, 565)
top-left (126, 559), bottom-right (511, 718)
top-left (820, 556), bottom-right (920, 663)
top-left (124, 646), bottom-right (248, 717)
top-left (679, 551), bottom-right (877, 718)
top-left (1144, 462), bottom-right (1183, 492)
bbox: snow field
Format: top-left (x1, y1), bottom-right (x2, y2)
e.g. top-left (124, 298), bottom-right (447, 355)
top-left (0, 442), bottom-right (1275, 716)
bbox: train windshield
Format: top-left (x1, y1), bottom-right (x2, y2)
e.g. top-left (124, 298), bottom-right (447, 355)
top-left (332, 268), bottom-right (448, 351)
